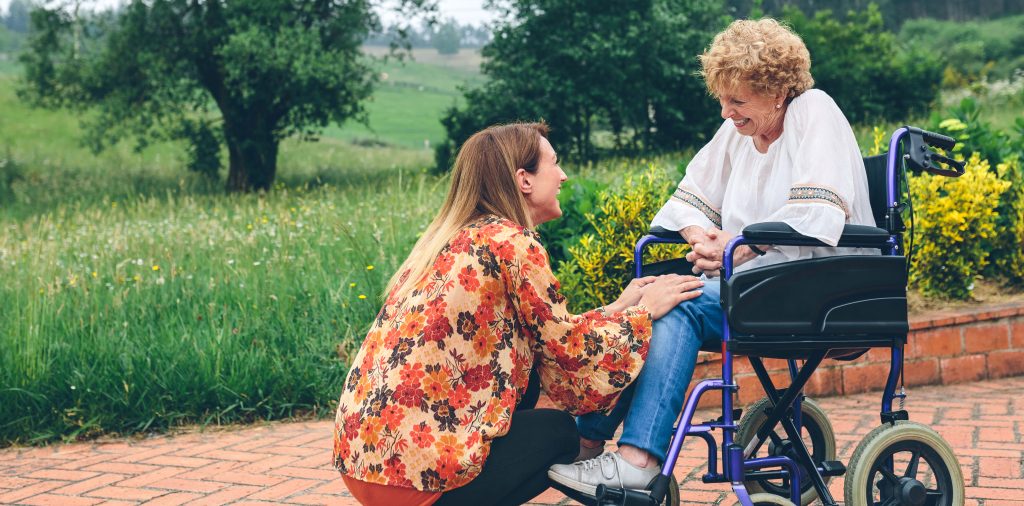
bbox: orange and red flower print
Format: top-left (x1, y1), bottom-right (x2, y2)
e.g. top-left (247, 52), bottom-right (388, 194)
top-left (457, 265), bottom-right (480, 291)
top-left (333, 216), bottom-right (652, 492)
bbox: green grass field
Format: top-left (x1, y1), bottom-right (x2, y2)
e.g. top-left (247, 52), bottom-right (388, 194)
top-left (0, 51), bottom-right (467, 444)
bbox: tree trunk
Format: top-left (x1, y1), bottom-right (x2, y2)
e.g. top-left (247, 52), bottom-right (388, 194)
top-left (224, 127), bottom-right (279, 193)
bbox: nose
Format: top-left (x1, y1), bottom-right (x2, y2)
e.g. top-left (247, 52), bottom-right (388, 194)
top-left (559, 168), bottom-right (568, 182)
top-left (720, 99), bottom-right (733, 120)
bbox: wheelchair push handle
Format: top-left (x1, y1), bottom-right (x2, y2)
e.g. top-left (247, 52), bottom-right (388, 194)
top-left (904, 126), bottom-right (965, 178)
top-left (908, 126), bottom-right (956, 151)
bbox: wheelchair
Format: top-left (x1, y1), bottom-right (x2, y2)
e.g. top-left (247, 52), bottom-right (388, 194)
top-left (554, 127), bottom-right (968, 506)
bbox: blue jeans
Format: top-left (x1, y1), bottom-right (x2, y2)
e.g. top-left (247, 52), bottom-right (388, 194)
top-left (577, 280), bottom-right (723, 463)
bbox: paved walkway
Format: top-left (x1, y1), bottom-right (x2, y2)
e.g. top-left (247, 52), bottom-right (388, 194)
top-left (1, 376), bottom-right (1021, 506)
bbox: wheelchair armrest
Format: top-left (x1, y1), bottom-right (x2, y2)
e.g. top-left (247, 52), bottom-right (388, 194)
top-left (742, 222), bottom-right (890, 248)
top-left (648, 226), bottom-right (685, 241)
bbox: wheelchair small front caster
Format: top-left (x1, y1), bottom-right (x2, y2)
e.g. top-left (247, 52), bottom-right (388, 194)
top-left (732, 493), bottom-right (798, 506)
top-left (844, 421), bottom-right (964, 506)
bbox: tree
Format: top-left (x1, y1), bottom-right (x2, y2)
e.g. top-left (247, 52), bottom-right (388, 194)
top-left (782, 4), bottom-right (942, 124)
top-left (4, 0), bottom-right (32, 33)
top-left (435, 0), bottom-right (728, 169)
top-left (431, 18), bottom-right (460, 54)
top-left (19, 0), bottom-right (434, 192)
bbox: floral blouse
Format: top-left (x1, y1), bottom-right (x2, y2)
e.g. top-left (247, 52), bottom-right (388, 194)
top-left (333, 216), bottom-right (652, 492)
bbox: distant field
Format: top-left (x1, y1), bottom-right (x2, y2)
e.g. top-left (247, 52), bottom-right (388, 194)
top-left (325, 48), bottom-right (484, 148)
top-left (0, 48), bottom-right (486, 219)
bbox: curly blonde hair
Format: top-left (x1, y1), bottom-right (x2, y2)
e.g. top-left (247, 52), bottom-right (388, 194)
top-left (699, 18), bottom-right (813, 100)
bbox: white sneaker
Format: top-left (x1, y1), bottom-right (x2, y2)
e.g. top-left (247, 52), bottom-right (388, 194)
top-left (548, 452), bottom-right (660, 496)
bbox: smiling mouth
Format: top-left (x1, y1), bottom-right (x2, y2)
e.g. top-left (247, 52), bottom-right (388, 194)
top-left (734, 118), bottom-right (750, 127)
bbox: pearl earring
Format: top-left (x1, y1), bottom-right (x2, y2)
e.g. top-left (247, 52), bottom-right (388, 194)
top-left (776, 104), bottom-right (782, 109)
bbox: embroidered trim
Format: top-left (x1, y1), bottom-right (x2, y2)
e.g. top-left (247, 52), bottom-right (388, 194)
top-left (788, 185), bottom-right (849, 217)
top-left (671, 187), bottom-right (722, 228)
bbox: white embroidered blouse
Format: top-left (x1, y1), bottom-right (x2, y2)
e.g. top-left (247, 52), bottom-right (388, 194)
top-left (651, 89), bottom-right (876, 273)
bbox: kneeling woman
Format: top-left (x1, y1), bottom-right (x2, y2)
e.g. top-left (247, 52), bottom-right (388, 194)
top-left (332, 122), bottom-right (704, 506)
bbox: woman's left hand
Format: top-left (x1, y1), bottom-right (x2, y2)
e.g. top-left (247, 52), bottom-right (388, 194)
top-left (604, 276), bottom-right (657, 313)
top-left (685, 227), bottom-right (760, 277)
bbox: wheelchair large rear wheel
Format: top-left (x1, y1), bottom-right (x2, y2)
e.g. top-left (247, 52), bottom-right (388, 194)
top-left (736, 397), bottom-right (836, 506)
top-left (844, 421), bottom-right (964, 506)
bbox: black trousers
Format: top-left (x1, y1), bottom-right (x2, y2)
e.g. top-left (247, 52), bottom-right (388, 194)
top-left (435, 371), bottom-right (578, 506)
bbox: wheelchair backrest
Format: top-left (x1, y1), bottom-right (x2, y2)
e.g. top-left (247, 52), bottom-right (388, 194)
top-left (863, 154), bottom-right (889, 229)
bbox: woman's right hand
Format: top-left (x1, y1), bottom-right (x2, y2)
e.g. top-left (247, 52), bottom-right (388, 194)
top-left (637, 274), bottom-right (705, 320)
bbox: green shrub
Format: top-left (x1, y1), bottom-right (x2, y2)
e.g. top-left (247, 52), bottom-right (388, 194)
top-left (537, 177), bottom-right (607, 267)
top-left (992, 155), bottom-right (1024, 286)
top-left (555, 166), bottom-right (688, 313)
top-left (928, 102), bottom-right (1024, 288)
top-left (901, 15), bottom-right (1024, 84)
top-left (907, 153), bottom-right (1010, 299)
top-left (783, 4), bottom-right (943, 124)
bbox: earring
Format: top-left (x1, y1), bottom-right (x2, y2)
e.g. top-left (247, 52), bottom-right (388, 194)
top-left (775, 104), bottom-right (782, 109)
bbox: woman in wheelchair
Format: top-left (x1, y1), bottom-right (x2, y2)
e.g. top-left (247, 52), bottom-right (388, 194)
top-left (548, 18), bottom-right (879, 496)
top-left (332, 122), bottom-right (705, 506)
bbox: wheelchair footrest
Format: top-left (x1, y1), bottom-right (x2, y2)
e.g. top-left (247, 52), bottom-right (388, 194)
top-left (595, 485), bottom-right (658, 506)
top-left (820, 460), bottom-right (847, 477)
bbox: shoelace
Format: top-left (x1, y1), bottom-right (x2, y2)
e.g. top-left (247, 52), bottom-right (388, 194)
top-left (576, 453), bottom-right (620, 481)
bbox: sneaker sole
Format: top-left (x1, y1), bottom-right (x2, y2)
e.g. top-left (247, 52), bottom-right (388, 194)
top-left (546, 469), bottom-right (600, 497)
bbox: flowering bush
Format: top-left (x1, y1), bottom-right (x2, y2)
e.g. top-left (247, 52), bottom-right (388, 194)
top-left (555, 167), bottom-right (688, 313)
top-left (930, 106), bottom-right (1024, 290)
top-left (907, 153), bottom-right (1010, 299)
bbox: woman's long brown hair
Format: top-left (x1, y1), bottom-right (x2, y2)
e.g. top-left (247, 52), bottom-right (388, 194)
top-left (384, 122), bottom-right (550, 301)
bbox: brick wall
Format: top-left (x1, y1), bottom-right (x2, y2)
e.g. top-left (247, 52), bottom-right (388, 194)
top-left (688, 302), bottom-right (1024, 407)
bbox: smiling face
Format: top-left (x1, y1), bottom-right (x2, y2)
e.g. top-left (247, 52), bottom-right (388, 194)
top-left (519, 136), bottom-right (567, 226)
top-left (717, 84), bottom-right (787, 146)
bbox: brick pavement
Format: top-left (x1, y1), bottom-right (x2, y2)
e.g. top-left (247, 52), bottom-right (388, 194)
top-left (1, 376), bottom-right (1021, 506)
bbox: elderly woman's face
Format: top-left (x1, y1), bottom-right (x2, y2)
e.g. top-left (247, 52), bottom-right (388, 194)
top-left (717, 84), bottom-right (785, 139)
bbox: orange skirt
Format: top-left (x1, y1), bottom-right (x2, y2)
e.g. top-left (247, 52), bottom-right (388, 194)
top-left (342, 474), bottom-right (442, 506)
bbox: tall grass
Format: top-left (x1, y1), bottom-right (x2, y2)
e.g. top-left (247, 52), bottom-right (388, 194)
top-left (0, 174), bottom-right (448, 444)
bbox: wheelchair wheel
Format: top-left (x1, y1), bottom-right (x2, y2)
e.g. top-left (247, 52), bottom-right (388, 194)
top-left (733, 493), bottom-right (797, 506)
top-left (844, 421), bottom-right (964, 506)
top-left (735, 397), bottom-right (836, 506)
top-left (661, 474), bottom-right (681, 506)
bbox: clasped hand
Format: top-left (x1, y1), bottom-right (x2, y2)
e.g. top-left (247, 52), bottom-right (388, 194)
top-left (682, 226), bottom-right (759, 277)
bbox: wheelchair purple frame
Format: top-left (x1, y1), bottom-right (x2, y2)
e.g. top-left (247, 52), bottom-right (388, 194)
top-left (625, 127), bottom-right (953, 506)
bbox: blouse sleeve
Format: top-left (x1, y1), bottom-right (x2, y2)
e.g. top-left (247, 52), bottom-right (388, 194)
top-left (762, 90), bottom-right (864, 246)
top-left (498, 229), bottom-right (652, 416)
top-left (650, 121), bottom-right (734, 232)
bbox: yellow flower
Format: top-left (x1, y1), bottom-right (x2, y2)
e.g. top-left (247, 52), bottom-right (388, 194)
top-left (349, 282), bottom-right (357, 288)
top-left (938, 118), bottom-right (967, 131)
top-left (91, 271), bottom-right (98, 278)
top-left (358, 294), bottom-right (367, 300)
top-left (152, 265), bottom-right (160, 271)
top-left (366, 265), bottom-right (374, 271)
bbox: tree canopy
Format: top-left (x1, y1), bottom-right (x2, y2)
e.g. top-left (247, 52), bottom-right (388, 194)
top-left (435, 0), bottom-right (729, 168)
top-left (782, 4), bottom-right (943, 124)
top-left (19, 0), bottom-right (434, 192)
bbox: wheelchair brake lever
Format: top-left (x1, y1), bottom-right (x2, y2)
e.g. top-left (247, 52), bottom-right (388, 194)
top-left (924, 152), bottom-right (965, 177)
